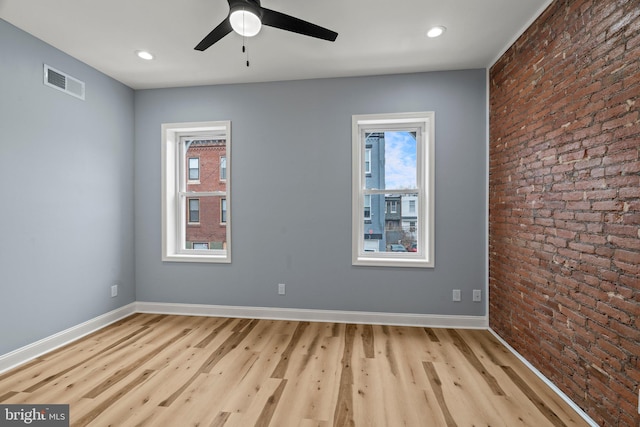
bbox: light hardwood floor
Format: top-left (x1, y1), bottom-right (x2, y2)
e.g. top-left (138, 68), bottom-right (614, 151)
top-left (0, 314), bottom-right (589, 426)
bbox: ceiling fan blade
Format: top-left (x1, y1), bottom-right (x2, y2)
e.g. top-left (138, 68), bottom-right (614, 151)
top-left (195, 19), bottom-right (233, 51)
top-left (261, 8), bottom-right (337, 42)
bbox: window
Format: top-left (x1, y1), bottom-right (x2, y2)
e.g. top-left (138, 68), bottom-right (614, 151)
top-left (220, 198), bottom-right (227, 223)
top-left (364, 194), bottom-right (371, 220)
top-left (162, 121), bottom-right (231, 263)
top-left (188, 157), bottom-right (200, 181)
top-left (364, 148), bottom-right (371, 175)
top-left (188, 198), bottom-right (200, 223)
top-left (352, 112), bottom-right (434, 267)
top-left (220, 156), bottom-right (227, 180)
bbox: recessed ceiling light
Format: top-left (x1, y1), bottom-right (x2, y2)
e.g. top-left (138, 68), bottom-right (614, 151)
top-left (427, 26), bottom-right (446, 38)
top-left (135, 50), bottom-right (154, 60)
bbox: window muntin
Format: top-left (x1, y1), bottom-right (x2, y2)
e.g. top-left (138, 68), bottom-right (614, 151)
top-left (162, 121), bottom-right (231, 263)
top-left (352, 112), bottom-right (434, 268)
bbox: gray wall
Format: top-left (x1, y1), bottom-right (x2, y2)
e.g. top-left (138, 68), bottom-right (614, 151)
top-left (135, 70), bottom-right (487, 316)
top-left (0, 19), bottom-right (135, 355)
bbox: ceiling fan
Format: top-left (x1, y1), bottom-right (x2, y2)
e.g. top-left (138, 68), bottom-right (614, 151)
top-left (195, 0), bottom-right (338, 51)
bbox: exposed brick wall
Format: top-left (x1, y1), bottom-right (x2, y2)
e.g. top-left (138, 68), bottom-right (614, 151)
top-left (489, 1), bottom-right (639, 425)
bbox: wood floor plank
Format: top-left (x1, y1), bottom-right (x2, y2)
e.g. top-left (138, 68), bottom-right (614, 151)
top-left (447, 329), bottom-right (506, 396)
top-left (267, 325), bottom-right (343, 425)
top-left (83, 327), bottom-right (191, 399)
top-left (423, 361), bottom-right (457, 426)
top-left (332, 323), bottom-right (356, 427)
top-left (73, 369), bottom-right (155, 427)
top-left (216, 329), bottom-right (292, 415)
top-left (254, 378), bottom-right (287, 427)
top-left (270, 321), bottom-right (310, 379)
top-left (209, 411), bottom-right (231, 427)
top-left (0, 315), bottom-right (590, 427)
top-left (222, 378), bottom-right (285, 427)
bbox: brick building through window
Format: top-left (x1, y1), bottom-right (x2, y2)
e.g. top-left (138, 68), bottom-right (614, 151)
top-left (185, 139), bottom-right (227, 250)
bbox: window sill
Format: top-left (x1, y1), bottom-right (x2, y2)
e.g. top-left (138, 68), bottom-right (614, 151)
top-left (163, 252), bottom-right (230, 263)
top-left (353, 255), bottom-right (433, 268)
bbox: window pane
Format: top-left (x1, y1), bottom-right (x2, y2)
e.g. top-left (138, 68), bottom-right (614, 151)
top-left (383, 193), bottom-right (418, 253)
top-left (185, 195), bottom-right (227, 250)
top-left (362, 193), bottom-right (419, 254)
top-left (364, 131), bottom-right (417, 190)
top-left (185, 139), bottom-right (227, 192)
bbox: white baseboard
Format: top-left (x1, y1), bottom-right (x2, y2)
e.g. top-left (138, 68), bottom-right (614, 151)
top-left (488, 328), bottom-right (599, 427)
top-left (135, 301), bottom-right (489, 329)
top-left (0, 303), bottom-right (136, 374)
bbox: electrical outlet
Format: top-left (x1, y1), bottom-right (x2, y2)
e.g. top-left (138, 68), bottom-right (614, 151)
top-left (452, 289), bottom-right (461, 302)
top-left (473, 289), bottom-right (482, 302)
top-left (278, 283), bottom-right (286, 295)
top-left (111, 284), bottom-right (118, 298)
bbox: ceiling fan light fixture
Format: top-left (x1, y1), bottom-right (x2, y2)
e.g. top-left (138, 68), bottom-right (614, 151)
top-left (427, 26), bottom-right (446, 38)
top-left (230, 9), bottom-right (262, 37)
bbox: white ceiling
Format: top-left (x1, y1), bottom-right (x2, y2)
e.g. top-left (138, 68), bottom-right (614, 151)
top-left (0, 0), bottom-right (551, 90)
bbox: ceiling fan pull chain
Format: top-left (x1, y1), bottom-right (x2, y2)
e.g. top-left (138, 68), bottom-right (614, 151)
top-left (242, 9), bottom-right (249, 67)
top-left (242, 40), bottom-right (250, 67)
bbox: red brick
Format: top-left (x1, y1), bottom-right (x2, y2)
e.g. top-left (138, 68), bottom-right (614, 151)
top-left (614, 249), bottom-right (640, 264)
top-left (608, 235), bottom-right (640, 250)
top-left (591, 200), bottom-right (624, 211)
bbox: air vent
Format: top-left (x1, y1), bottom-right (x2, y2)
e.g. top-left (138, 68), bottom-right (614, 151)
top-left (43, 64), bottom-right (85, 100)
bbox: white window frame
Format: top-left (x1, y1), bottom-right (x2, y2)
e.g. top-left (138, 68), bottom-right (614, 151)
top-left (352, 112), bottom-right (434, 268)
top-left (162, 120), bottom-right (231, 263)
